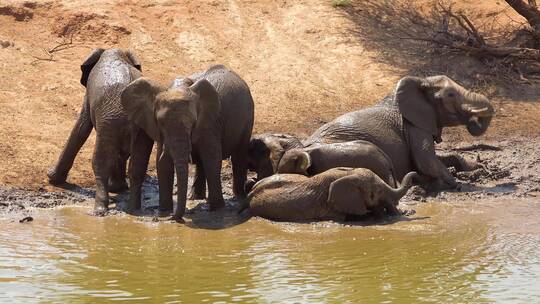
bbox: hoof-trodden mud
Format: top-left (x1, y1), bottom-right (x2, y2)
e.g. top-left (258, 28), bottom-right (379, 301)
top-left (1, 138), bottom-right (538, 225)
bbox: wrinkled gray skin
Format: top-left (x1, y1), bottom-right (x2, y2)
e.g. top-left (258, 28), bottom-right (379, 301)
top-left (277, 140), bottom-right (397, 187)
top-left (47, 48), bottom-right (142, 214)
top-left (304, 76), bottom-right (494, 191)
top-left (246, 167), bottom-right (418, 222)
top-left (121, 65), bottom-right (254, 221)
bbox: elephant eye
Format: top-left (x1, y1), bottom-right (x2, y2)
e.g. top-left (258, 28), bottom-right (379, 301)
top-left (447, 92), bottom-right (455, 98)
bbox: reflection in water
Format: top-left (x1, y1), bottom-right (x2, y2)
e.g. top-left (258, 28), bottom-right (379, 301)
top-left (0, 199), bottom-right (539, 303)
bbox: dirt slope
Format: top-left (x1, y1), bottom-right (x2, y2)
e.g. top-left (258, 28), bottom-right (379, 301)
top-left (0, 0), bottom-right (539, 189)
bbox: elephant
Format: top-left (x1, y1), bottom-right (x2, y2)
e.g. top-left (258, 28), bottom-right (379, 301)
top-left (303, 75), bottom-right (494, 191)
top-left (277, 140), bottom-right (397, 187)
top-left (120, 65), bottom-right (254, 221)
top-left (245, 167), bottom-right (418, 222)
top-left (247, 133), bottom-right (304, 180)
top-left (47, 48), bottom-right (142, 214)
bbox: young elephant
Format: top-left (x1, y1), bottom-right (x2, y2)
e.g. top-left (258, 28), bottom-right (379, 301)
top-left (48, 48), bottom-right (142, 214)
top-left (121, 65), bottom-right (254, 221)
top-left (277, 140), bottom-right (397, 187)
top-left (247, 133), bottom-right (304, 179)
top-left (246, 167), bottom-right (418, 222)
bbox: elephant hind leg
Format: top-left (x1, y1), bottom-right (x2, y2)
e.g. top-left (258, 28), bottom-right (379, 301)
top-left (48, 97), bottom-right (93, 185)
top-left (189, 160), bottom-right (207, 200)
top-left (231, 147), bottom-right (249, 198)
top-left (92, 135), bottom-right (116, 214)
top-left (108, 153), bottom-right (129, 193)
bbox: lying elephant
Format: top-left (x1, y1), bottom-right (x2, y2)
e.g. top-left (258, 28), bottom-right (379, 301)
top-left (247, 133), bottom-right (304, 180)
top-left (277, 140), bottom-right (397, 187)
top-left (303, 75), bottom-right (494, 191)
top-left (48, 48), bottom-right (142, 214)
top-left (246, 167), bottom-right (418, 222)
top-left (121, 65), bottom-right (254, 221)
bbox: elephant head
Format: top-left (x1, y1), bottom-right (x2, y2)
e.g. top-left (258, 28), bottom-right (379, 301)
top-left (328, 169), bottom-right (418, 216)
top-left (121, 76), bottom-right (220, 217)
top-left (80, 48), bottom-right (142, 87)
top-left (247, 133), bottom-right (303, 179)
top-left (277, 149), bottom-right (311, 175)
top-left (395, 76), bottom-right (494, 142)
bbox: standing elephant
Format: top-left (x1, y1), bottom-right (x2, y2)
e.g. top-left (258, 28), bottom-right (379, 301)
top-left (246, 167), bottom-right (417, 222)
top-left (277, 140), bottom-right (397, 187)
top-left (47, 48), bottom-right (142, 214)
top-left (121, 65), bottom-right (254, 221)
top-left (303, 75), bottom-right (494, 191)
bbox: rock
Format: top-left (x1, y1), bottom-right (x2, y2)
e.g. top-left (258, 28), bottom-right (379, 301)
top-left (19, 216), bottom-right (33, 223)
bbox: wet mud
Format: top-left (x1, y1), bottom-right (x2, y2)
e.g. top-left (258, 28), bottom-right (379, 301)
top-left (1, 138), bottom-right (538, 227)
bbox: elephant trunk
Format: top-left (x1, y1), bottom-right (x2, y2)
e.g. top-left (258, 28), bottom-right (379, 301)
top-left (168, 136), bottom-right (191, 220)
top-left (387, 171), bottom-right (418, 201)
top-left (461, 93), bottom-right (494, 136)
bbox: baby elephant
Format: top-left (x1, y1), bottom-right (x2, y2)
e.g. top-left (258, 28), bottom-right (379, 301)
top-left (246, 167), bottom-right (418, 222)
top-left (277, 140), bottom-right (397, 187)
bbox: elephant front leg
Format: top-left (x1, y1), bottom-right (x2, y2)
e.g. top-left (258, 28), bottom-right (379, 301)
top-left (127, 130), bottom-right (153, 213)
top-left (109, 154), bottom-right (129, 193)
top-left (408, 125), bottom-right (457, 191)
top-left (157, 144), bottom-right (175, 215)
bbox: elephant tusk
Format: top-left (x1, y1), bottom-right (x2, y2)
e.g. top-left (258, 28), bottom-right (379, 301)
top-left (461, 104), bottom-right (493, 116)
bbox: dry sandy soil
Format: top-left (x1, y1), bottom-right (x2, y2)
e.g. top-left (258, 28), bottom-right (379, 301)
top-left (0, 0), bottom-right (539, 215)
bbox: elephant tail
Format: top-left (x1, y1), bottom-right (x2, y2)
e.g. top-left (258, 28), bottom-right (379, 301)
top-left (388, 171), bottom-right (418, 201)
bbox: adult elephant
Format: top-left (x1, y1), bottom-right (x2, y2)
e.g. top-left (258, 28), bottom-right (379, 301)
top-left (121, 65), bottom-right (254, 221)
top-left (47, 48), bottom-right (142, 214)
top-left (303, 76), bottom-right (494, 191)
top-left (246, 167), bottom-right (418, 222)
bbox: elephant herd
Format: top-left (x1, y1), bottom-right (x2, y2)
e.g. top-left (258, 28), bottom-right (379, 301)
top-left (48, 48), bottom-right (495, 223)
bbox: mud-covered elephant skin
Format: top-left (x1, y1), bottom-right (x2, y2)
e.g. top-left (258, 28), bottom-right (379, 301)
top-left (47, 48), bottom-right (142, 214)
top-left (121, 65), bottom-right (254, 221)
top-left (247, 133), bottom-right (304, 180)
top-left (304, 75), bottom-right (494, 191)
top-left (277, 140), bottom-right (397, 187)
top-left (245, 167), bottom-right (417, 222)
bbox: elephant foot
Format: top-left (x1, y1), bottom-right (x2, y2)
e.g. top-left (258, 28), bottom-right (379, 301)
top-left (208, 199), bottom-right (226, 211)
top-left (47, 167), bottom-right (68, 185)
top-left (92, 202), bottom-right (108, 216)
top-left (108, 179), bottom-right (129, 194)
top-left (170, 212), bottom-right (185, 223)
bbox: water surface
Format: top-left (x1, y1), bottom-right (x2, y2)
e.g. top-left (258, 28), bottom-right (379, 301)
top-left (1, 199), bottom-right (539, 303)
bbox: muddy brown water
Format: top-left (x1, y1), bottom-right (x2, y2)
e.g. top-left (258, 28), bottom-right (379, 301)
top-left (1, 196), bottom-right (539, 303)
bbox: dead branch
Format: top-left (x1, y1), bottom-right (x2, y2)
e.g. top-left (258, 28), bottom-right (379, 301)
top-left (30, 33), bottom-right (75, 64)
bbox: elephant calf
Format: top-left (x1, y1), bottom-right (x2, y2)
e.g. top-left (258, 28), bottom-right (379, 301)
top-left (277, 140), bottom-right (397, 187)
top-left (247, 133), bottom-right (304, 180)
top-left (246, 167), bottom-right (418, 222)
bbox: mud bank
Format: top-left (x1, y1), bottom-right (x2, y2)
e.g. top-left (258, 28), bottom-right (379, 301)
top-left (1, 138), bottom-right (538, 225)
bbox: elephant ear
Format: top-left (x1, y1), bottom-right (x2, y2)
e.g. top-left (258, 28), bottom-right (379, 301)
top-left (121, 77), bottom-right (165, 141)
top-left (125, 50), bottom-right (142, 71)
top-left (294, 151), bottom-right (311, 175)
top-left (80, 48), bottom-right (105, 87)
top-left (396, 76), bottom-right (438, 138)
top-left (328, 175), bottom-right (368, 215)
top-left (190, 78), bottom-right (220, 121)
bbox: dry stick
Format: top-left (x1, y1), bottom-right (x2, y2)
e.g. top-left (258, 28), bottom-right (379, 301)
top-left (31, 33), bottom-right (75, 63)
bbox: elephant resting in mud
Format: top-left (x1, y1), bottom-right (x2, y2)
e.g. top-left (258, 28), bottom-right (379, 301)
top-left (245, 167), bottom-right (418, 222)
top-left (303, 75), bottom-right (494, 191)
top-left (247, 133), bottom-right (304, 180)
top-left (121, 65), bottom-right (254, 221)
top-left (277, 140), bottom-right (397, 187)
top-left (47, 48), bottom-right (142, 214)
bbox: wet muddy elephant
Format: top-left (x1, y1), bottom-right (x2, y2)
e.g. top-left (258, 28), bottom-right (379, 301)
top-left (303, 75), bottom-right (494, 191)
top-left (47, 48), bottom-right (142, 214)
top-left (277, 140), bottom-right (397, 187)
top-left (246, 167), bottom-right (418, 222)
top-left (121, 65), bottom-right (254, 221)
top-left (247, 133), bottom-right (304, 180)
